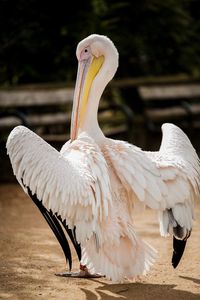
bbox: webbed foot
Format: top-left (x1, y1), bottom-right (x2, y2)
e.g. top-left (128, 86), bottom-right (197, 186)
top-left (55, 264), bottom-right (103, 278)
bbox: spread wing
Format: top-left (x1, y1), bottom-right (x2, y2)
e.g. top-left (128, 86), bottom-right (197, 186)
top-left (105, 123), bottom-right (200, 228)
top-left (6, 125), bottom-right (111, 244)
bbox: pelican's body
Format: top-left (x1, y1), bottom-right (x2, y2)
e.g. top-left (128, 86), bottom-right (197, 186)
top-left (7, 34), bottom-right (200, 282)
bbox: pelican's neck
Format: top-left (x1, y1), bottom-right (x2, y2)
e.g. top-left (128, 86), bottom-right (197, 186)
top-left (79, 55), bottom-right (114, 142)
top-left (78, 83), bottom-right (105, 141)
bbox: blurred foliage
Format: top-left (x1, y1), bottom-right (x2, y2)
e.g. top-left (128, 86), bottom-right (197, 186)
top-left (0, 0), bottom-right (200, 85)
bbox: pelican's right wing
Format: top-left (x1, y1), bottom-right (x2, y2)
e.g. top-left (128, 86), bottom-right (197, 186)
top-left (6, 126), bottom-right (111, 243)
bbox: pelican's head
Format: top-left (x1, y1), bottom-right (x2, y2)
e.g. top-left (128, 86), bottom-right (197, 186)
top-left (70, 34), bottom-right (119, 141)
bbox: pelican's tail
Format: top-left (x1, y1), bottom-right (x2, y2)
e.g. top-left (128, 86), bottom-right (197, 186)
top-left (81, 229), bottom-right (156, 282)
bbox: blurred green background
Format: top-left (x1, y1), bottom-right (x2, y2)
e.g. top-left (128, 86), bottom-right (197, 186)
top-left (1, 0), bottom-right (200, 86)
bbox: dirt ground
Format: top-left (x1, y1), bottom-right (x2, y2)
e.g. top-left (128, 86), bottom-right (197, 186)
top-left (0, 183), bottom-right (200, 300)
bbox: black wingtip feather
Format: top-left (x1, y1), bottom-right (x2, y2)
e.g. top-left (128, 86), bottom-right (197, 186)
top-left (26, 186), bottom-right (73, 270)
top-left (172, 236), bottom-right (187, 268)
top-left (57, 215), bottom-right (82, 261)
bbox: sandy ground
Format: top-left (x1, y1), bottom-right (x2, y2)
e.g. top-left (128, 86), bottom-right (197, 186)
top-left (0, 183), bottom-right (200, 300)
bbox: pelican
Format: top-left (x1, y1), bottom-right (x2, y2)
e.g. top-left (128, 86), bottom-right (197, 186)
top-left (7, 34), bottom-right (200, 282)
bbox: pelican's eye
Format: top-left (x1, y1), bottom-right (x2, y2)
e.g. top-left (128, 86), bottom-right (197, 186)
top-left (80, 47), bottom-right (91, 61)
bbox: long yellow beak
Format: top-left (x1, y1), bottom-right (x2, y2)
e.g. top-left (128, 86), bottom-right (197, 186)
top-left (70, 55), bottom-right (104, 141)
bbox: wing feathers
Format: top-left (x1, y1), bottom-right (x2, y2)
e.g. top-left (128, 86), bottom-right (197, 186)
top-left (7, 126), bottom-right (111, 243)
top-left (104, 124), bottom-right (200, 219)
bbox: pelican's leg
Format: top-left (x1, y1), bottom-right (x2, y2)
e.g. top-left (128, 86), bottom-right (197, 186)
top-left (55, 264), bottom-right (103, 278)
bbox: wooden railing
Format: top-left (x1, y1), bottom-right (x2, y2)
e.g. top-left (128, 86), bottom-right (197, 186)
top-left (0, 83), bottom-right (134, 146)
top-left (1, 75), bottom-right (200, 145)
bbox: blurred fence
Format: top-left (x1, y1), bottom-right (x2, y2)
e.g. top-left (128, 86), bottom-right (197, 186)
top-left (1, 75), bottom-right (200, 182)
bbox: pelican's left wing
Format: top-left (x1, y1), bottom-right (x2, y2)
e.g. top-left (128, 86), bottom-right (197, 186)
top-left (104, 130), bottom-right (200, 212)
top-left (6, 126), bottom-right (111, 243)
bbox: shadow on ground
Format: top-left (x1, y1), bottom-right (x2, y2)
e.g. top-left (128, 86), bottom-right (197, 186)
top-left (81, 279), bottom-right (200, 300)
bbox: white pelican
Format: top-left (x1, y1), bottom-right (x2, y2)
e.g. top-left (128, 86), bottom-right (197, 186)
top-left (7, 34), bottom-right (200, 282)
